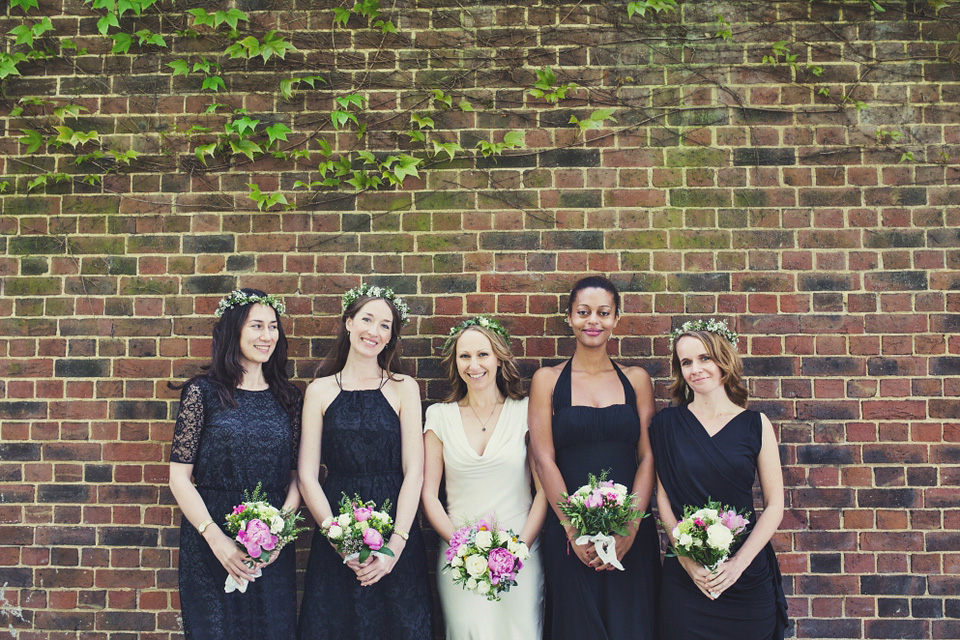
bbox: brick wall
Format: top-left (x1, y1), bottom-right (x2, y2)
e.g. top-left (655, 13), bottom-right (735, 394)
top-left (1, 0), bottom-right (959, 637)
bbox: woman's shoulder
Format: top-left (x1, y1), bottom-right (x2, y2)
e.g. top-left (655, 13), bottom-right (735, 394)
top-left (618, 363), bottom-right (652, 384)
top-left (530, 361), bottom-right (563, 391)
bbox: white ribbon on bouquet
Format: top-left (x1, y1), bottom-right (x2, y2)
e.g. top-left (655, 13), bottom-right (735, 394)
top-left (575, 533), bottom-right (624, 571)
top-left (224, 567), bottom-right (262, 594)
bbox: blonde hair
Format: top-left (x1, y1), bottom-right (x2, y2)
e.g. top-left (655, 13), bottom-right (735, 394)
top-left (669, 330), bottom-right (748, 407)
top-left (439, 326), bottom-right (525, 403)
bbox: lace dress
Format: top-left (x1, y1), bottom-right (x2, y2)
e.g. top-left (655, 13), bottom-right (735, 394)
top-left (297, 385), bottom-right (433, 640)
top-left (171, 376), bottom-right (301, 640)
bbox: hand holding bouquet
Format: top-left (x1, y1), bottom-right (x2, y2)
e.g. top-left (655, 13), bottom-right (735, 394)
top-left (669, 499), bottom-right (750, 596)
top-left (222, 483), bottom-right (306, 593)
top-left (320, 493), bottom-right (396, 565)
top-left (557, 470), bottom-right (646, 571)
top-left (444, 520), bottom-right (530, 601)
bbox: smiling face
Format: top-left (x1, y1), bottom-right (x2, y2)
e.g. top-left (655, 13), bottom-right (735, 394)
top-left (238, 303), bottom-right (279, 370)
top-left (568, 286), bottom-right (620, 346)
top-left (344, 298), bottom-right (395, 358)
top-left (455, 328), bottom-right (500, 394)
top-left (675, 335), bottom-right (724, 397)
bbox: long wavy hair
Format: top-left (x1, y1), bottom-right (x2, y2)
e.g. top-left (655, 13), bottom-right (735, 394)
top-left (172, 288), bottom-right (300, 415)
top-left (439, 326), bottom-right (525, 404)
top-left (566, 274), bottom-right (621, 316)
top-left (315, 295), bottom-right (406, 379)
top-left (669, 330), bottom-right (748, 407)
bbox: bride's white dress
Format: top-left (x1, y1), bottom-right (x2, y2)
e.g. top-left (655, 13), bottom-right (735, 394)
top-left (424, 397), bottom-right (544, 640)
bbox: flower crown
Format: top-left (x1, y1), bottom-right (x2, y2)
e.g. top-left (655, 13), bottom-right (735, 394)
top-left (215, 290), bottom-right (286, 318)
top-left (669, 318), bottom-right (738, 350)
top-left (342, 283), bottom-right (410, 326)
top-left (443, 315), bottom-right (510, 350)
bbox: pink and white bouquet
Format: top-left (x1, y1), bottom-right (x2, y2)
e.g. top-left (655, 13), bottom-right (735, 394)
top-left (444, 519), bottom-right (529, 601)
top-left (669, 499), bottom-right (750, 574)
top-left (557, 470), bottom-right (646, 571)
top-left (223, 483), bottom-right (306, 593)
top-left (320, 493), bottom-right (395, 564)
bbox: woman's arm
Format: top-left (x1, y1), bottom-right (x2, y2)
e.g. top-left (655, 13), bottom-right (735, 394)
top-left (169, 462), bottom-right (259, 584)
top-left (656, 474), bottom-right (717, 599)
top-left (356, 375), bottom-right (424, 586)
top-left (519, 434), bottom-right (547, 546)
top-left (705, 413), bottom-right (784, 597)
top-left (297, 380), bottom-right (335, 527)
top-left (529, 366), bottom-right (597, 568)
top-left (422, 428), bottom-right (455, 543)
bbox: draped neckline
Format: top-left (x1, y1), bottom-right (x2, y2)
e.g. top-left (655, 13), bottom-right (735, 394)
top-left (681, 403), bottom-right (746, 439)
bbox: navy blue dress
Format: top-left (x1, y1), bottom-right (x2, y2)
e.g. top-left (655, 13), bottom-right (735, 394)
top-left (542, 361), bottom-right (660, 640)
top-left (650, 405), bottom-right (788, 640)
top-left (171, 377), bottom-right (300, 640)
top-left (297, 386), bottom-right (432, 640)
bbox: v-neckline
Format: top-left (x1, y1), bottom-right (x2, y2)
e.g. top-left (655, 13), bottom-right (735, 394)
top-left (456, 399), bottom-right (507, 458)
top-left (683, 404), bottom-right (746, 439)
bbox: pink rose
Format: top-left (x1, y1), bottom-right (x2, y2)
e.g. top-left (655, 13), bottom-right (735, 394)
top-left (232, 504), bottom-right (247, 515)
top-left (354, 506), bottom-right (373, 522)
top-left (362, 528), bottom-right (384, 550)
top-left (236, 518), bottom-right (278, 559)
top-left (584, 491), bottom-right (603, 509)
top-left (487, 547), bottom-right (516, 579)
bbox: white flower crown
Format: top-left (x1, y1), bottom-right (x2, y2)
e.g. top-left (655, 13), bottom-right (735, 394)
top-left (342, 283), bottom-right (410, 326)
top-left (669, 318), bottom-right (738, 350)
top-left (215, 290), bottom-right (286, 318)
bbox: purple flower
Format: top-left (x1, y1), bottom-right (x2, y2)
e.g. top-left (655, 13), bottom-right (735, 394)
top-left (354, 506), bottom-right (373, 522)
top-left (236, 518), bottom-right (278, 559)
top-left (584, 490), bottom-right (603, 509)
top-left (720, 510), bottom-right (748, 534)
top-left (232, 504), bottom-right (247, 515)
top-left (487, 547), bottom-right (517, 578)
top-left (362, 527), bottom-right (384, 550)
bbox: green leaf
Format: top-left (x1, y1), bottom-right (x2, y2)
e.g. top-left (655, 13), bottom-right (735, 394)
top-left (373, 19), bottom-right (396, 34)
top-left (27, 175), bottom-right (47, 192)
top-left (19, 128), bottom-right (45, 154)
top-left (266, 123), bottom-right (291, 146)
top-left (231, 116), bottom-right (260, 137)
top-left (331, 110), bottom-right (358, 130)
top-left (358, 547), bottom-right (371, 564)
top-left (205, 102), bottom-right (227, 114)
top-left (167, 59), bottom-right (190, 77)
top-left (201, 76), bottom-right (225, 92)
top-left (217, 8), bottom-right (248, 30)
top-left (11, 0), bottom-right (40, 13)
top-left (333, 7), bottom-right (351, 26)
top-left (869, 0), bottom-right (885, 11)
top-left (10, 106), bottom-right (24, 117)
top-left (96, 12), bottom-right (120, 35)
top-left (533, 67), bottom-right (557, 90)
top-left (0, 52), bottom-right (27, 79)
top-left (108, 148), bottom-right (139, 164)
top-left (260, 31), bottom-right (295, 63)
top-left (391, 154), bottom-right (421, 182)
top-left (431, 140), bottom-right (462, 162)
top-left (32, 17), bottom-right (54, 37)
top-left (10, 24), bottom-right (36, 48)
top-left (317, 138), bottom-right (332, 158)
top-left (187, 8), bottom-right (214, 28)
top-left (406, 130), bottom-right (426, 143)
top-left (53, 104), bottom-right (87, 121)
top-left (195, 142), bottom-right (217, 165)
top-left (335, 94), bottom-right (366, 110)
top-left (279, 78), bottom-right (297, 101)
top-left (432, 89), bottom-right (452, 109)
top-left (458, 99), bottom-right (474, 112)
top-left (229, 138), bottom-right (263, 161)
top-left (410, 113), bottom-right (434, 130)
top-left (0, 181), bottom-right (9, 193)
top-left (110, 33), bottom-right (132, 54)
top-left (502, 130), bottom-right (525, 149)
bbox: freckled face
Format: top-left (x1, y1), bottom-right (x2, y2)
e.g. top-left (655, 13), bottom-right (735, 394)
top-left (345, 298), bottom-right (394, 357)
top-left (238, 303), bottom-right (279, 369)
top-left (455, 329), bottom-right (500, 393)
top-left (676, 335), bottom-right (723, 397)
top-left (569, 287), bottom-right (619, 346)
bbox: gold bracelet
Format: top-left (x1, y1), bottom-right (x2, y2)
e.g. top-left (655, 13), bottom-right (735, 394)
top-left (393, 529), bottom-right (409, 541)
top-left (197, 519), bottom-right (215, 535)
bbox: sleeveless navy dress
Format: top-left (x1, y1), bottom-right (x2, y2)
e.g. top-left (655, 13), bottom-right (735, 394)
top-left (297, 381), bottom-right (432, 640)
top-left (541, 361), bottom-right (660, 640)
top-left (650, 405), bottom-right (789, 640)
top-left (171, 377), bottom-right (300, 640)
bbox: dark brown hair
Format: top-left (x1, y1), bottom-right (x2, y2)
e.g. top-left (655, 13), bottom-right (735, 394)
top-left (439, 326), bottom-right (525, 403)
top-left (315, 295), bottom-right (405, 379)
top-left (566, 274), bottom-right (621, 316)
top-left (669, 330), bottom-right (748, 407)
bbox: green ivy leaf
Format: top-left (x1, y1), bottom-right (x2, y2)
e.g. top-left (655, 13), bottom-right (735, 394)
top-left (167, 59), bottom-right (190, 77)
top-left (331, 110), bottom-right (358, 130)
top-left (187, 8), bottom-right (214, 28)
top-left (195, 142), bottom-right (217, 165)
top-left (111, 33), bottom-right (132, 54)
top-left (19, 128), bottom-right (45, 154)
top-left (231, 116), bottom-right (260, 137)
top-left (458, 99), bottom-right (474, 112)
top-left (11, 0), bottom-right (40, 13)
top-left (266, 123), bottom-right (292, 146)
top-left (260, 31), bottom-right (295, 63)
top-left (53, 104), bottom-right (87, 121)
top-left (391, 154), bottom-right (421, 182)
top-left (10, 25), bottom-right (36, 48)
top-left (229, 138), bottom-right (263, 161)
top-left (27, 175), bottom-right (48, 192)
top-left (333, 7), bottom-right (351, 26)
top-left (96, 12), bottom-right (120, 35)
top-left (318, 138), bottom-right (332, 158)
top-left (201, 76), bottom-right (226, 92)
top-left (432, 139), bottom-right (462, 161)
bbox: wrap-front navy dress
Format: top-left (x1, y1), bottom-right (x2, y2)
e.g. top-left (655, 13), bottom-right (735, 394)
top-left (650, 405), bottom-right (788, 640)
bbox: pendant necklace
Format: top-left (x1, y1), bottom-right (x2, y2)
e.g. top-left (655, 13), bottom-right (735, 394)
top-left (468, 398), bottom-right (501, 432)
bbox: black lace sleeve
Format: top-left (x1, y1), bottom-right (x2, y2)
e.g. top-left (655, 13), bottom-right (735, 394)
top-left (290, 394), bottom-right (303, 469)
top-left (171, 381), bottom-right (205, 464)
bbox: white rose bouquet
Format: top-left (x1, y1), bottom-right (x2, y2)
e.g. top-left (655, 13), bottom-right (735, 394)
top-left (557, 470), bottom-right (646, 571)
top-left (443, 519), bottom-right (529, 602)
top-left (222, 483), bottom-right (307, 593)
top-left (320, 493), bottom-right (395, 564)
top-left (669, 499), bottom-right (750, 573)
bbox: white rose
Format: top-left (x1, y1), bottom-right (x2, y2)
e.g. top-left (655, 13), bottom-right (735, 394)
top-left (450, 555), bottom-right (463, 568)
top-left (706, 523), bottom-right (734, 550)
top-left (320, 516), bottom-right (334, 529)
top-left (671, 526), bottom-right (680, 540)
top-left (465, 554), bottom-right (488, 578)
top-left (678, 533), bottom-right (693, 548)
top-left (269, 515), bottom-right (285, 534)
top-left (477, 580), bottom-right (490, 594)
top-left (702, 509), bottom-right (719, 522)
top-left (327, 523), bottom-right (343, 540)
top-left (507, 539), bottom-right (520, 554)
top-left (474, 530), bottom-right (493, 550)
top-left (456, 544), bottom-right (468, 557)
top-left (262, 506), bottom-right (280, 520)
top-left (514, 542), bottom-right (530, 562)
top-left (466, 578), bottom-right (477, 590)
top-left (613, 483), bottom-right (628, 494)
top-left (336, 513), bottom-right (351, 527)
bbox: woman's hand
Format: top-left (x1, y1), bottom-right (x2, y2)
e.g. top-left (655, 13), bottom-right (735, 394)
top-left (207, 529), bottom-right (258, 585)
top-left (677, 555), bottom-right (716, 599)
top-left (256, 548), bottom-right (282, 569)
top-left (703, 555), bottom-right (748, 599)
top-left (565, 526), bottom-right (600, 569)
top-left (595, 531), bottom-right (636, 570)
top-left (354, 541), bottom-right (403, 587)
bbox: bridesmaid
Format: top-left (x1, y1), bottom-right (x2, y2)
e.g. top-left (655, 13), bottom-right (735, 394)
top-left (651, 319), bottom-right (788, 639)
top-left (297, 284), bottom-right (432, 639)
top-left (168, 288), bottom-right (301, 640)
top-left (528, 275), bottom-right (660, 640)
top-left (422, 316), bottom-right (546, 639)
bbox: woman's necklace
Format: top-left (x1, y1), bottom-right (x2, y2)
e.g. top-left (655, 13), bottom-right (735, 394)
top-left (467, 397), bottom-right (502, 432)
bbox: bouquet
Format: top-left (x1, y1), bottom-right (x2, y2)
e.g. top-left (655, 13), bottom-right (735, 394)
top-left (557, 470), bottom-right (646, 571)
top-left (223, 483), bottom-right (306, 594)
top-left (320, 493), bottom-right (396, 564)
top-left (443, 519), bottom-right (530, 601)
top-left (669, 499), bottom-right (750, 595)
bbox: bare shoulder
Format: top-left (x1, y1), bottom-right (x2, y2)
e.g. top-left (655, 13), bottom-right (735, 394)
top-left (621, 364), bottom-right (652, 386)
top-left (531, 362), bottom-right (563, 387)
